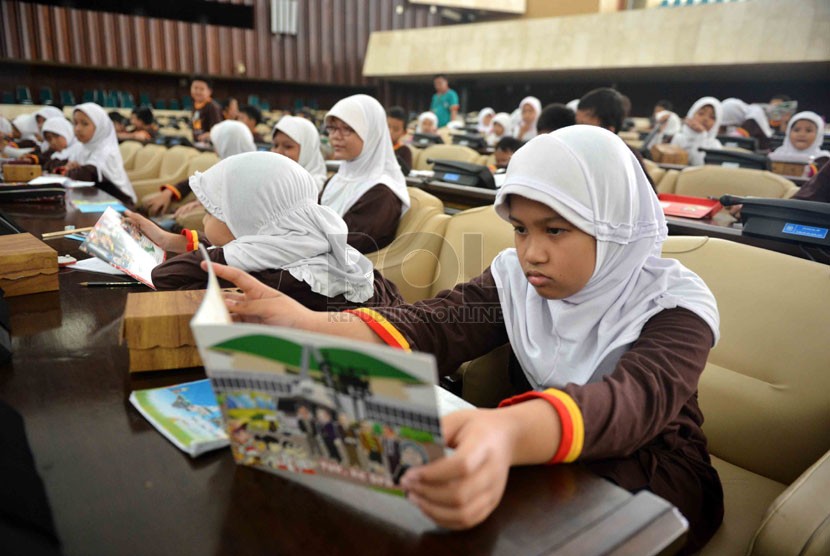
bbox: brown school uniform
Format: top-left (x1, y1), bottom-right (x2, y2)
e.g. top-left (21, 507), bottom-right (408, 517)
top-left (66, 165), bottom-right (135, 207)
top-left (162, 177), bottom-right (192, 203)
top-left (151, 247), bottom-right (404, 311)
top-left (325, 184), bottom-right (402, 254)
top-left (368, 268), bottom-right (723, 554)
top-left (191, 100), bottom-right (223, 141)
top-left (39, 151), bottom-right (68, 174)
top-left (793, 161), bottom-right (830, 203)
top-left (730, 120), bottom-right (771, 151)
top-left (393, 143), bottom-right (412, 171)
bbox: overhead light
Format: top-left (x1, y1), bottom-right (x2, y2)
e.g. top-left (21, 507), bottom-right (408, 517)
top-left (395, 4), bottom-right (404, 15)
top-left (440, 8), bottom-right (462, 21)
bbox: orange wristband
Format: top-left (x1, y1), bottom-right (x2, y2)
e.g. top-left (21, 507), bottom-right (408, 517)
top-left (161, 183), bottom-right (182, 201)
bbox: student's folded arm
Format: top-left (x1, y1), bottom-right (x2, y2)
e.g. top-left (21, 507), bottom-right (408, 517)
top-left (66, 164), bottom-right (98, 182)
top-left (342, 185), bottom-right (403, 254)
top-left (560, 307), bottom-right (713, 461)
top-left (365, 268), bottom-right (508, 376)
top-left (151, 245), bottom-right (222, 291)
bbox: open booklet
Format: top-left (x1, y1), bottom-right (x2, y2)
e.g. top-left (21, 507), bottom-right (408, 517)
top-left (189, 247), bottom-right (451, 499)
top-left (79, 206), bottom-right (165, 287)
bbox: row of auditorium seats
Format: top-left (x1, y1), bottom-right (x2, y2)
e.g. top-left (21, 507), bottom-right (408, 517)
top-left (119, 141), bottom-right (219, 201)
top-left (372, 191), bottom-right (830, 556)
top-left (643, 159), bottom-right (799, 198)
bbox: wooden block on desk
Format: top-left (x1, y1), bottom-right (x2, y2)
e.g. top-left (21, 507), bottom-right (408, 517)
top-left (650, 144), bottom-right (689, 165)
top-left (3, 163), bottom-right (42, 182)
top-left (771, 161), bottom-right (806, 177)
top-left (122, 289), bottom-right (205, 372)
top-left (0, 233), bottom-right (59, 297)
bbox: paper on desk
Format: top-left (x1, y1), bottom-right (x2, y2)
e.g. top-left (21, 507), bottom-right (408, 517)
top-left (72, 200), bottom-right (127, 213)
top-left (28, 174), bottom-right (94, 187)
top-left (408, 170), bottom-right (435, 178)
top-left (68, 257), bottom-right (127, 276)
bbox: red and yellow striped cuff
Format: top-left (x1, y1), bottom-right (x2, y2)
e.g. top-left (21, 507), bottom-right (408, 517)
top-left (735, 127), bottom-right (750, 138)
top-left (161, 183), bottom-right (182, 201)
top-left (499, 388), bottom-right (584, 464)
top-left (181, 228), bottom-right (199, 252)
top-left (807, 163), bottom-right (818, 178)
top-left (343, 308), bottom-right (411, 351)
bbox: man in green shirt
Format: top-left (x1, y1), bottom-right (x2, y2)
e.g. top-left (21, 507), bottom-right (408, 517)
top-left (429, 74), bottom-right (459, 128)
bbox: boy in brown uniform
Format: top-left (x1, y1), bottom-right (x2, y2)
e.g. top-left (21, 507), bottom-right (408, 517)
top-left (189, 76), bottom-right (223, 143)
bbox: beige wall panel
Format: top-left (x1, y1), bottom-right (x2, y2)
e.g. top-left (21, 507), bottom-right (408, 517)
top-left (409, 0), bottom-right (526, 15)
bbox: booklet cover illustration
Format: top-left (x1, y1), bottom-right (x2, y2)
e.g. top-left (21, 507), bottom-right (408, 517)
top-left (190, 248), bottom-right (445, 495)
top-left (129, 378), bottom-right (228, 457)
top-left (79, 206), bottom-right (165, 287)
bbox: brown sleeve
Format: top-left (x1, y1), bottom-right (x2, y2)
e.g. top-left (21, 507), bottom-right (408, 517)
top-left (204, 102), bottom-right (223, 133)
top-left (561, 307), bottom-right (714, 461)
top-left (793, 160), bottom-right (830, 202)
top-left (341, 185), bottom-right (403, 254)
top-left (740, 120), bottom-right (771, 151)
top-left (372, 268), bottom-right (508, 377)
top-left (395, 144), bottom-right (413, 170)
top-left (171, 177), bottom-right (191, 199)
top-left (151, 248), bottom-right (226, 290)
top-left (66, 165), bottom-right (99, 182)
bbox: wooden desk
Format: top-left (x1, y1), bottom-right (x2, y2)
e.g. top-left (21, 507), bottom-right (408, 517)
top-left (0, 193), bottom-right (688, 556)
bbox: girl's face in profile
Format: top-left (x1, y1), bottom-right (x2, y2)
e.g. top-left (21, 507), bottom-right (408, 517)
top-left (420, 118), bottom-right (436, 135)
top-left (271, 131), bottom-right (301, 163)
top-left (73, 111), bottom-right (95, 143)
top-left (790, 119), bottom-right (818, 151)
top-left (507, 195), bottom-right (596, 300)
top-left (521, 103), bottom-right (537, 124)
top-left (44, 131), bottom-right (68, 152)
top-left (493, 122), bottom-right (505, 136)
top-left (692, 105), bottom-right (716, 131)
top-left (326, 116), bottom-right (364, 161)
top-left (482, 113), bottom-right (494, 127)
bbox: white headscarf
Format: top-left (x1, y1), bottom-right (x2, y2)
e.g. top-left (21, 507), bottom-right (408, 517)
top-left (190, 152), bottom-right (375, 303)
top-left (566, 99), bottom-right (579, 112)
top-left (645, 110), bottom-right (683, 150)
top-left (773, 111), bottom-right (830, 159)
top-left (12, 114), bottom-right (39, 142)
top-left (671, 96), bottom-right (723, 166)
top-left (0, 117), bottom-right (12, 137)
top-left (210, 120), bottom-right (256, 159)
top-left (477, 108), bottom-right (495, 134)
top-left (273, 115), bottom-right (328, 192)
top-left (514, 96), bottom-right (541, 141)
top-left (416, 112), bottom-right (438, 133)
top-left (721, 98), bottom-right (773, 138)
top-left (490, 126), bottom-right (719, 389)
top-left (488, 112), bottom-right (513, 146)
top-left (72, 103), bottom-right (136, 203)
top-left (35, 106), bottom-right (64, 124)
top-left (41, 117), bottom-right (83, 161)
top-left (321, 94), bottom-right (409, 216)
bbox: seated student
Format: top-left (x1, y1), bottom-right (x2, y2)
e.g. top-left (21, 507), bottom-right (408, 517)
top-left (793, 156), bottom-right (830, 203)
top-left (646, 100), bottom-right (682, 150)
top-left (39, 117), bottom-right (83, 173)
top-left (494, 137), bottom-right (523, 169)
top-left (237, 104), bottom-right (264, 142)
top-left (189, 75), bottom-right (223, 143)
top-left (144, 119), bottom-right (256, 215)
top-left (271, 115), bottom-right (328, 192)
top-left (221, 97), bottom-right (239, 121)
top-left (476, 107), bottom-right (495, 134)
top-left (720, 98), bottom-right (773, 151)
top-left (671, 97), bottom-right (723, 166)
top-left (126, 152), bottom-right (402, 310)
top-left (415, 112), bottom-right (439, 135)
top-left (536, 103), bottom-right (576, 134)
top-left (33, 106), bottom-right (64, 151)
top-left (9, 114), bottom-right (41, 152)
top-left (768, 93), bottom-right (793, 134)
top-left (486, 112), bottom-right (512, 147)
top-left (65, 103), bottom-right (136, 204)
top-left (108, 111), bottom-right (128, 134)
top-left (771, 111), bottom-right (829, 176)
top-left (209, 126), bottom-right (723, 554)
top-left (321, 94), bottom-right (410, 254)
top-left (117, 106), bottom-right (157, 142)
top-left (513, 96), bottom-right (541, 141)
top-left (576, 88), bottom-right (654, 187)
top-left (386, 106), bottom-right (412, 172)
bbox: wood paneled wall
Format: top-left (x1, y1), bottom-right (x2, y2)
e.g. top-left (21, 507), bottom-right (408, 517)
top-left (0, 0), bottom-right (441, 86)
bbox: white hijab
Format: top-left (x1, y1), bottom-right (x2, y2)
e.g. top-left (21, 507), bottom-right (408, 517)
top-left (12, 114), bottom-right (39, 142)
top-left (273, 115), bottom-right (328, 192)
top-left (321, 94), bottom-right (409, 216)
top-left (41, 117), bottom-right (83, 161)
top-left (72, 103), bottom-right (136, 203)
top-left (773, 111), bottom-right (830, 159)
top-left (645, 110), bottom-right (683, 149)
top-left (416, 112), bottom-right (438, 133)
top-left (721, 98), bottom-right (773, 138)
top-left (490, 126), bottom-right (719, 389)
top-left (477, 108), bottom-right (495, 134)
top-left (566, 99), bottom-right (579, 112)
top-left (514, 96), bottom-right (541, 141)
top-left (35, 107), bottom-right (65, 151)
top-left (0, 117), bottom-right (12, 137)
top-left (210, 120), bottom-right (256, 159)
top-left (190, 152), bottom-right (375, 303)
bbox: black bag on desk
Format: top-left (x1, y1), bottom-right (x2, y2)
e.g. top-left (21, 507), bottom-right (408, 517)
top-left (0, 183), bottom-right (66, 204)
top-left (702, 149), bottom-right (769, 171)
top-left (429, 159), bottom-right (496, 189)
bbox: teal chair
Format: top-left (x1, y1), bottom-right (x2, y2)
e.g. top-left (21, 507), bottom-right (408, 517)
top-left (182, 96), bottom-right (193, 111)
top-left (39, 87), bottom-right (54, 105)
top-left (155, 99), bottom-right (167, 110)
top-left (82, 90), bottom-right (95, 103)
top-left (168, 99), bottom-right (180, 110)
top-left (60, 90), bottom-right (75, 106)
top-left (139, 92), bottom-right (152, 107)
top-left (16, 86), bottom-right (32, 104)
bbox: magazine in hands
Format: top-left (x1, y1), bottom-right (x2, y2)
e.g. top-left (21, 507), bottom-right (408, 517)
top-left (79, 206), bottom-right (165, 288)
top-left (190, 248), bottom-right (450, 525)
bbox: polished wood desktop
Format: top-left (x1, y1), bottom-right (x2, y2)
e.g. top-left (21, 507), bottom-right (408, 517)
top-left (0, 187), bottom-right (687, 556)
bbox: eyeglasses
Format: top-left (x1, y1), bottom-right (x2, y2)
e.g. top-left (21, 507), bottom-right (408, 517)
top-left (325, 124), bottom-right (355, 137)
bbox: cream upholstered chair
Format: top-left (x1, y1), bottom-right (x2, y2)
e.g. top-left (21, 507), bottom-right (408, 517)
top-left (656, 169), bottom-right (680, 194)
top-left (131, 145), bottom-right (199, 199)
top-left (414, 144), bottom-right (483, 171)
top-left (642, 158), bottom-right (667, 188)
top-left (140, 151), bottom-right (219, 209)
top-left (366, 188), bottom-right (449, 303)
top-left (662, 236), bottom-right (830, 556)
top-left (119, 140), bottom-right (144, 171)
top-left (125, 144), bottom-right (166, 182)
top-left (673, 166), bottom-right (798, 199)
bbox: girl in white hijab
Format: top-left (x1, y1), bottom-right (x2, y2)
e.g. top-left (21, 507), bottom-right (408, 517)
top-left (34, 106), bottom-right (65, 151)
top-left (514, 96), bottom-right (541, 141)
top-left (476, 107), bottom-right (495, 134)
top-left (645, 109), bottom-right (683, 150)
top-left (720, 97), bottom-right (773, 149)
top-left (126, 152), bottom-right (402, 307)
top-left (415, 111), bottom-right (439, 135)
top-left (204, 126), bottom-right (723, 551)
top-left (272, 115), bottom-right (328, 192)
top-left (11, 114), bottom-right (40, 144)
top-left (0, 116), bottom-right (12, 138)
top-left (210, 120), bottom-right (257, 159)
top-left (40, 116), bottom-right (83, 171)
top-left (671, 96), bottom-right (723, 166)
top-left (486, 112), bottom-right (512, 147)
top-left (68, 103), bottom-right (136, 203)
top-left (321, 94), bottom-right (410, 254)
top-left (771, 111), bottom-right (830, 173)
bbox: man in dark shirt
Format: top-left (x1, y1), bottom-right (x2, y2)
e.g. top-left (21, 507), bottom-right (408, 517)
top-left (189, 76), bottom-right (222, 143)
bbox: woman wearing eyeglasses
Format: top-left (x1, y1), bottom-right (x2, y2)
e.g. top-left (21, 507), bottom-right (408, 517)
top-left (321, 94), bottom-right (411, 254)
